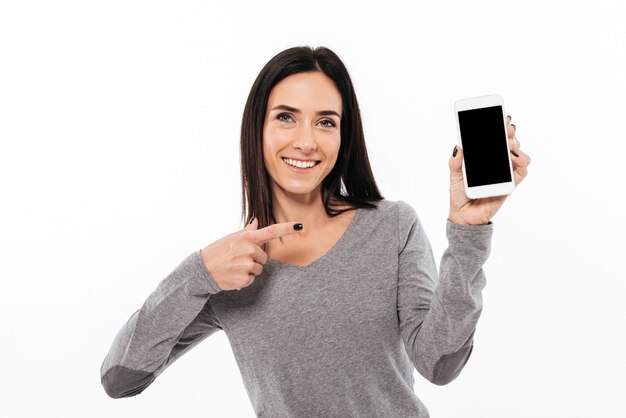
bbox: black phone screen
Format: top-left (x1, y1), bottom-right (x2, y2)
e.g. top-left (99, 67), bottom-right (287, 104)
top-left (457, 105), bottom-right (512, 187)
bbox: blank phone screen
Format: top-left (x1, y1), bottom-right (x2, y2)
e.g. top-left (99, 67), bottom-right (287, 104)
top-left (457, 105), bottom-right (512, 187)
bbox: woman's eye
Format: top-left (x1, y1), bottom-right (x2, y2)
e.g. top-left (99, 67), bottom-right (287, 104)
top-left (320, 119), bottom-right (336, 128)
top-left (277, 113), bottom-right (293, 122)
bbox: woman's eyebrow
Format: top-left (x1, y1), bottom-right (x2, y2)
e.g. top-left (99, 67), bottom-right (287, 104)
top-left (271, 104), bottom-right (340, 118)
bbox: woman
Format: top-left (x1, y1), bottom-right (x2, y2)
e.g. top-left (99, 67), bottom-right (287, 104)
top-left (100, 46), bottom-right (531, 417)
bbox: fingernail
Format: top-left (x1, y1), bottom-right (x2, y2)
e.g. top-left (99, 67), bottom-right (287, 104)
top-left (452, 145), bottom-right (458, 157)
top-left (249, 217), bottom-right (255, 225)
top-left (511, 124), bottom-right (516, 130)
top-left (511, 150), bottom-right (519, 157)
top-left (294, 223), bottom-right (303, 231)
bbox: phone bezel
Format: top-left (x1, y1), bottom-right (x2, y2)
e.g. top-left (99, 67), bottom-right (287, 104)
top-left (453, 94), bottom-right (516, 199)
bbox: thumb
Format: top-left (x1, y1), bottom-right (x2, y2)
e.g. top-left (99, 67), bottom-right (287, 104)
top-left (449, 145), bottom-right (464, 182)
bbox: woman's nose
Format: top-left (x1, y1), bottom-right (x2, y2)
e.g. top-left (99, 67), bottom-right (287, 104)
top-left (294, 124), bottom-right (317, 150)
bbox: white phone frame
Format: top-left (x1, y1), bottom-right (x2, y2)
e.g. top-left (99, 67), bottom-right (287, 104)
top-left (453, 94), bottom-right (515, 199)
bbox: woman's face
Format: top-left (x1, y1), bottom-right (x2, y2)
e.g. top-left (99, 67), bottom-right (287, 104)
top-left (263, 71), bottom-right (343, 200)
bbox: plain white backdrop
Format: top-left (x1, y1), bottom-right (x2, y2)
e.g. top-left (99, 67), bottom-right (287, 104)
top-left (1, 1), bottom-right (624, 417)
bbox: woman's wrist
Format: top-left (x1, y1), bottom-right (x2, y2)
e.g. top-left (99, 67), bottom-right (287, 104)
top-left (448, 212), bottom-right (470, 225)
top-left (448, 211), bottom-right (491, 226)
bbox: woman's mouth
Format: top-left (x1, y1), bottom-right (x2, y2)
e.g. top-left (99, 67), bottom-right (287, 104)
top-left (282, 157), bottom-right (321, 173)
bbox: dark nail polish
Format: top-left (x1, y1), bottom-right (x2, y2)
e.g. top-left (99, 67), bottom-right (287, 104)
top-left (294, 223), bottom-right (303, 231)
top-left (511, 124), bottom-right (516, 130)
top-left (249, 217), bottom-right (255, 225)
top-left (452, 145), bottom-right (458, 157)
top-left (511, 150), bottom-right (519, 157)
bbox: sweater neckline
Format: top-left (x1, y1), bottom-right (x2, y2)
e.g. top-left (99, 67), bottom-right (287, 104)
top-left (266, 207), bottom-right (362, 270)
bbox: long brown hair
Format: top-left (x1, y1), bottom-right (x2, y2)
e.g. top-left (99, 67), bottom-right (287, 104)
top-left (240, 46), bottom-right (384, 251)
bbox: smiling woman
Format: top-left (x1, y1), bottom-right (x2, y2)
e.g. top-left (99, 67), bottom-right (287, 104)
top-left (100, 46), bottom-right (500, 418)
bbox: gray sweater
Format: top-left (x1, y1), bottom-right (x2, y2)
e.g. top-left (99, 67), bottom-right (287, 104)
top-left (100, 199), bottom-right (493, 417)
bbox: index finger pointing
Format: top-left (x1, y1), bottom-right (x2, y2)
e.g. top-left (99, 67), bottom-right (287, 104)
top-left (246, 222), bottom-right (304, 245)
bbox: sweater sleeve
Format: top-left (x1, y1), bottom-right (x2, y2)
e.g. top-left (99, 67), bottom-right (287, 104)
top-left (100, 249), bottom-right (224, 398)
top-left (396, 201), bottom-right (493, 385)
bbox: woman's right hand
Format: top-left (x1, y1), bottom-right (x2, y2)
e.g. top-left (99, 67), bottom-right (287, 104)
top-left (200, 218), bottom-right (303, 291)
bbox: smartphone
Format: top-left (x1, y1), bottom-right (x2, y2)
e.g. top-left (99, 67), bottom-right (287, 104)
top-left (453, 94), bottom-right (515, 199)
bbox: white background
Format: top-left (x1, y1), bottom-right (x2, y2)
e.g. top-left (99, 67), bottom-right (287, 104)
top-left (1, 1), bottom-right (624, 417)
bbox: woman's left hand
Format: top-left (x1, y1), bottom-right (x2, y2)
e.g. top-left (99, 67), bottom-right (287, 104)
top-left (448, 114), bottom-right (531, 225)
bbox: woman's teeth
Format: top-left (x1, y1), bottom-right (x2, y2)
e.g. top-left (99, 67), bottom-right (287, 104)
top-left (282, 157), bottom-right (319, 168)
